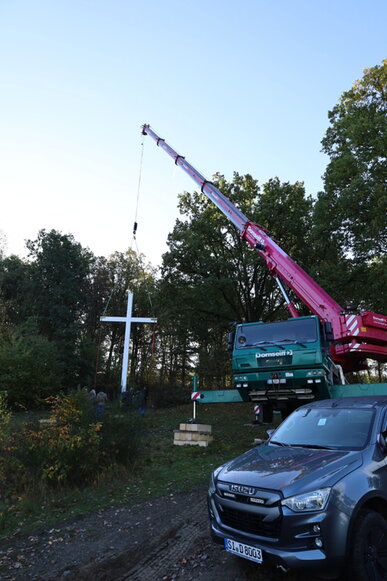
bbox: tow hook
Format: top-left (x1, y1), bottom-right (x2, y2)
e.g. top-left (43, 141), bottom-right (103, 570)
top-left (276, 564), bottom-right (290, 573)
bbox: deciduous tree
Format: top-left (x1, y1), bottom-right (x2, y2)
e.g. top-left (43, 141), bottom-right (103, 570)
top-left (160, 173), bottom-right (314, 387)
top-left (26, 229), bottom-right (94, 389)
top-left (314, 60), bottom-right (387, 313)
top-left (321, 59), bottom-right (387, 259)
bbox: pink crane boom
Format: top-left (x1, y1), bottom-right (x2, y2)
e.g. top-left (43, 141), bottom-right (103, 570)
top-left (142, 124), bottom-right (387, 371)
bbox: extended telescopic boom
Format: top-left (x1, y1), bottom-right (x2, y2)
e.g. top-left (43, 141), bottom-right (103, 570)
top-left (142, 124), bottom-right (387, 370)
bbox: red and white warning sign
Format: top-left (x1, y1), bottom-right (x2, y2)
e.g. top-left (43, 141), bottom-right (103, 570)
top-left (191, 392), bottom-right (201, 400)
top-left (254, 404), bottom-right (261, 415)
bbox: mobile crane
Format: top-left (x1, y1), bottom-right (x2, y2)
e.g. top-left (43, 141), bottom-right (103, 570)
top-left (142, 124), bottom-right (387, 418)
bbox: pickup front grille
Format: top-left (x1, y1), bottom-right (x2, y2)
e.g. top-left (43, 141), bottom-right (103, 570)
top-left (217, 504), bottom-right (281, 538)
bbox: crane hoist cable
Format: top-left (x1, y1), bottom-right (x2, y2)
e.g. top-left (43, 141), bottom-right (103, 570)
top-left (94, 135), bottom-right (146, 389)
top-left (131, 135), bottom-right (145, 251)
top-left (131, 134), bottom-right (158, 353)
top-left (104, 132), bottom-right (145, 311)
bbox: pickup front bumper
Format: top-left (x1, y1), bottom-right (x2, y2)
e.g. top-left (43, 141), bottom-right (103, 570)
top-left (208, 493), bottom-right (346, 579)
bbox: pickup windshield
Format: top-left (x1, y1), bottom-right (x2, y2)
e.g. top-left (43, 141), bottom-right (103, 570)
top-left (235, 318), bottom-right (317, 349)
top-left (271, 407), bottom-right (374, 450)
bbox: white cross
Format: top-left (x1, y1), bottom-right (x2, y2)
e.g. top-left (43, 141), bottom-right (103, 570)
top-left (100, 291), bottom-right (157, 393)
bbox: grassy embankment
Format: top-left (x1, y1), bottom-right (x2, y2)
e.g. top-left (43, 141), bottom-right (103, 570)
top-left (1, 402), bottom-right (277, 540)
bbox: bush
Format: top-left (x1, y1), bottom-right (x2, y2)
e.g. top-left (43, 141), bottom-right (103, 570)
top-left (1, 392), bottom-right (143, 497)
top-left (0, 330), bottom-right (62, 409)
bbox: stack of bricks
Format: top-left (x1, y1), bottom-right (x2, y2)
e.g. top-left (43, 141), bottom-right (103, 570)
top-left (173, 422), bottom-right (213, 447)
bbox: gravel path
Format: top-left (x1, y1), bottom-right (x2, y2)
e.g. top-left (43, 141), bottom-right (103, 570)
top-left (0, 486), bottom-right (334, 581)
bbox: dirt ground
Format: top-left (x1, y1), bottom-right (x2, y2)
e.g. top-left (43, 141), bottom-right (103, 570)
top-left (0, 486), bottom-right (334, 581)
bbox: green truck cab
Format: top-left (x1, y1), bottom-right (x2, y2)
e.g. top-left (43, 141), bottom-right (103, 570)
top-left (230, 316), bottom-right (341, 420)
top-left (191, 316), bottom-right (348, 420)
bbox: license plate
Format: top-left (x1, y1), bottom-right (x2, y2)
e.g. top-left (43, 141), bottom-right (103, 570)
top-left (224, 538), bottom-right (263, 564)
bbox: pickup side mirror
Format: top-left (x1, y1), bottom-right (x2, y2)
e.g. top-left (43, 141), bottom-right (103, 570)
top-left (266, 429), bottom-right (275, 439)
top-left (378, 433), bottom-right (387, 453)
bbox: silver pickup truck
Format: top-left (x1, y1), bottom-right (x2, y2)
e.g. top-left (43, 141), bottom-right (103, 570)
top-left (208, 396), bottom-right (387, 580)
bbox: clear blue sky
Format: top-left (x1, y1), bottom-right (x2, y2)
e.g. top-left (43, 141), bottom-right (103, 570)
top-left (1, 0), bottom-right (385, 266)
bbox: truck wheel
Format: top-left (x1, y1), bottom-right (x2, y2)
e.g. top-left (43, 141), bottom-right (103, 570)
top-left (350, 510), bottom-right (387, 581)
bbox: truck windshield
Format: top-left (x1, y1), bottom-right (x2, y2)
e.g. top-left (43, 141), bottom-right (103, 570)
top-left (235, 318), bottom-right (317, 349)
top-left (271, 407), bottom-right (374, 450)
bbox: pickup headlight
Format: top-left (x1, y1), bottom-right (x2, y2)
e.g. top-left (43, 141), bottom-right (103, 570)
top-left (281, 488), bottom-right (331, 512)
top-left (209, 466), bottom-right (223, 493)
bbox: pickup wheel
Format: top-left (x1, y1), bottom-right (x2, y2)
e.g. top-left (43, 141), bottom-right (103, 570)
top-left (350, 510), bottom-right (387, 581)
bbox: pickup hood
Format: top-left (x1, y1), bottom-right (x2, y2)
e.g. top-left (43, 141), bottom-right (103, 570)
top-left (218, 443), bottom-right (363, 496)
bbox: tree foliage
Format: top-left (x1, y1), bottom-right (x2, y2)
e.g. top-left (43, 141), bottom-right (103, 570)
top-left (320, 59), bottom-right (387, 259)
top-left (94, 250), bottom-right (158, 392)
top-left (25, 230), bottom-right (94, 389)
top-left (0, 325), bottom-right (62, 409)
top-left (314, 60), bottom-right (387, 312)
top-left (0, 255), bottom-right (32, 327)
top-left (160, 173), bottom-right (314, 387)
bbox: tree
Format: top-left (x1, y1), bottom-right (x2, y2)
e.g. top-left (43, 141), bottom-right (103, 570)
top-left (0, 324), bottom-right (62, 409)
top-left (258, 178), bottom-right (314, 265)
top-left (314, 60), bottom-right (387, 313)
top-left (26, 230), bottom-right (94, 389)
top-left (160, 173), bottom-right (314, 387)
top-left (94, 250), bottom-right (158, 394)
top-left (321, 59), bottom-right (387, 260)
top-left (0, 255), bottom-right (32, 328)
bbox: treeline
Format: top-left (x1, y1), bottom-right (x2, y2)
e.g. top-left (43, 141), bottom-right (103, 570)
top-left (0, 61), bottom-right (386, 408)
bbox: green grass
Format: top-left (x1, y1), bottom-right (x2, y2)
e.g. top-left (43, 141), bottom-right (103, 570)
top-left (0, 402), bottom-right (279, 541)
